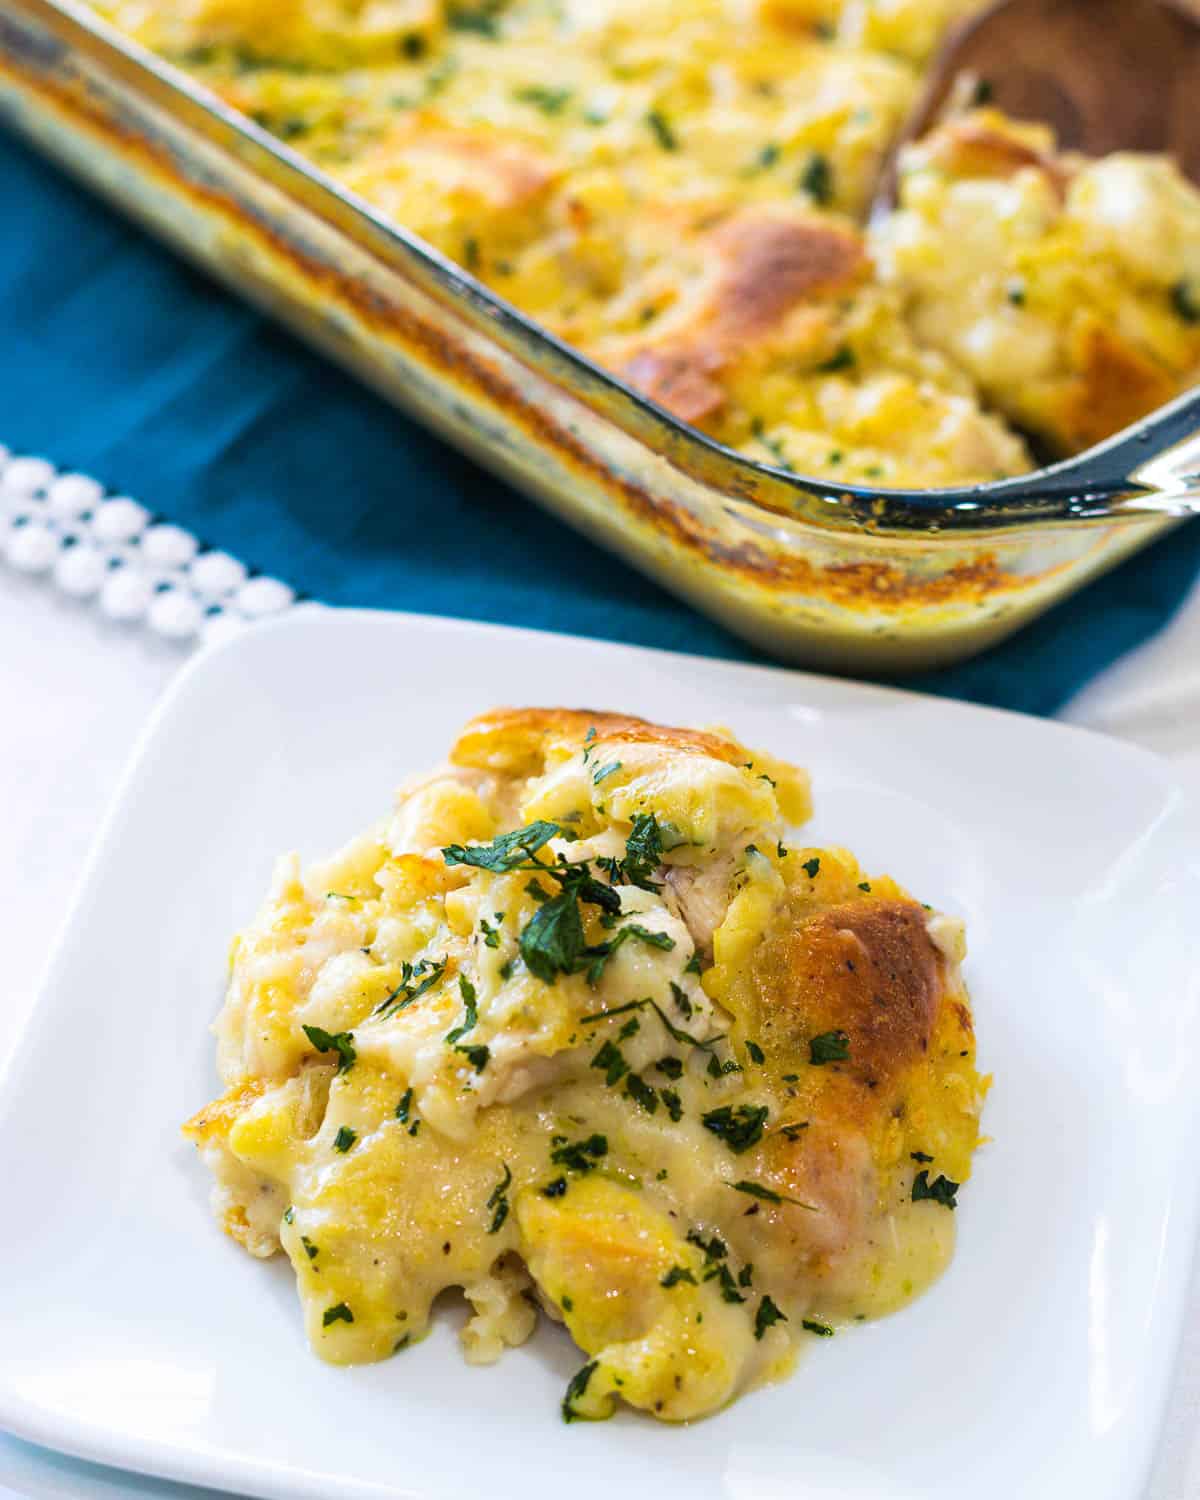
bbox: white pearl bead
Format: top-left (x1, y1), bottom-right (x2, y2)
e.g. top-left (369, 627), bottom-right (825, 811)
top-left (141, 523), bottom-right (198, 568)
top-left (189, 550), bottom-right (247, 597)
top-left (4, 522), bottom-right (59, 573)
top-left (235, 576), bottom-right (295, 617)
top-left (201, 609), bottom-right (248, 649)
top-left (99, 567), bottom-right (154, 621)
top-left (54, 544), bottom-right (108, 597)
top-left (45, 472), bottom-right (104, 519)
top-left (1, 457), bottom-right (56, 497)
top-left (147, 588), bottom-right (204, 640)
top-left (91, 496), bottom-right (151, 543)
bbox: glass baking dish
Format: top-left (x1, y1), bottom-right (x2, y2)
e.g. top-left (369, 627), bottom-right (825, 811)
top-left (2, 0), bottom-right (1198, 672)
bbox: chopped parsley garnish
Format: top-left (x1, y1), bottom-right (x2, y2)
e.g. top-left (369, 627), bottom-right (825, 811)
top-left (800, 152), bottom-right (833, 204)
top-left (375, 957), bottom-right (447, 1016)
top-left (333, 1125), bottom-right (357, 1153)
top-left (591, 1039), bottom-right (629, 1086)
top-left (809, 1030), bottom-right (850, 1065)
top-left (455, 1043), bottom-right (490, 1073)
top-left (541, 1176), bottom-right (568, 1198)
top-left (709, 1263), bottom-right (746, 1303)
top-left (858, 881), bottom-right (872, 892)
top-left (480, 914), bottom-right (505, 948)
top-left (729, 1179), bottom-right (814, 1209)
top-left (592, 760), bottom-right (622, 786)
top-left (778, 1120), bottom-right (810, 1142)
top-left (756, 142), bottom-right (781, 169)
top-left (745, 1040), bottom-right (765, 1065)
top-left (584, 922), bottom-right (676, 985)
top-left (754, 1295), bottom-right (787, 1340)
top-left (283, 1206), bottom-right (295, 1225)
top-left (322, 1302), bottom-right (354, 1327)
top-left (660, 1265), bottom-right (697, 1288)
top-left (801, 856), bottom-right (821, 879)
top-left (325, 891), bottom-right (358, 902)
top-left (706, 1053), bottom-right (742, 1079)
top-left (395, 1087), bottom-right (413, 1123)
top-left (802, 1318), bottom-right (834, 1337)
top-left (646, 110), bottom-right (678, 150)
top-left (301, 1236), bottom-right (319, 1261)
top-left (446, 1), bottom-right (504, 35)
top-left (445, 975), bottom-right (479, 1043)
top-left (661, 1088), bottom-right (683, 1122)
top-left (486, 1162), bottom-right (512, 1233)
top-left (910, 1149), bottom-right (934, 1164)
top-left (625, 1073), bottom-right (659, 1114)
top-left (514, 84), bottom-right (573, 113)
top-left (583, 995), bottom-right (713, 1050)
top-left (738, 1263), bottom-right (754, 1287)
top-left (443, 820), bottom-right (563, 872)
top-left (302, 1024), bottom-right (356, 1074)
top-left (816, 346), bottom-right (855, 373)
top-left (616, 812), bottom-right (665, 888)
top-left (550, 1134), bottom-right (608, 1172)
top-left (655, 1055), bottom-right (684, 1080)
top-left (912, 1170), bottom-right (959, 1209)
top-left (701, 1104), bottom-right (769, 1154)
top-left (1172, 279), bottom-right (1200, 323)
top-left (670, 981), bottom-right (693, 1018)
top-left (686, 1230), bottom-right (728, 1262)
top-left (562, 1360), bottom-right (598, 1422)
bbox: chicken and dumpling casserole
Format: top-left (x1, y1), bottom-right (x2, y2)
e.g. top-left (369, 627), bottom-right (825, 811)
top-left (93, 0), bottom-right (1200, 487)
top-left (186, 709), bottom-right (988, 1421)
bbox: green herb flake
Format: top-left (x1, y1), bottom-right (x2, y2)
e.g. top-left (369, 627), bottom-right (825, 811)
top-left (486, 1162), bottom-right (512, 1233)
top-left (661, 1089), bottom-right (683, 1122)
top-left (302, 1024), bottom-right (356, 1074)
top-left (701, 1103), bottom-right (769, 1153)
top-left (456, 1043), bottom-right (490, 1073)
top-left (333, 1126), bottom-right (357, 1153)
top-left (323, 1302), bottom-right (354, 1327)
top-left (541, 1176), bottom-right (569, 1199)
top-left (910, 1149), bottom-right (934, 1164)
top-left (660, 1265), bottom-right (697, 1288)
top-left (625, 1074), bottom-right (659, 1114)
top-left (514, 84), bottom-right (573, 113)
top-left (801, 856), bottom-right (821, 879)
top-left (686, 1230), bottom-right (728, 1262)
top-left (754, 1295), bottom-right (787, 1340)
top-left (395, 1087), bottom-right (413, 1123)
top-left (646, 109), bottom-right (678, 150)
top-left (591, 1039), bottom-right (629, 1086)
top-left (592, 760), bottom-right (622, 786)
top-left (442, 820), bottom-right (561, 872)
top-left (301, 1236), bottom-right (319, 1261)
top-left (809, 1030), bottom-right (850, 1065)
top-left (655, 1055), bottom-right (684, 1080)
top-left (802, 1318), bottom-right (834, 1337)
top-left (729, 1179), bottom-right (815, 1209)
top-left (745, 1040), bottom-right (765, 1065)
top-left (800, 152), bottom-right (833, 204)
top-left (684, 953), bottom-right (703, 976)
top-left (912, 1170), bottom-right (959, 1209)
top-left (562, 1359), bottom-right (598, 1422)
top-left (550, 1134), bottom-right (609, 1172)
top-left (445, 975), bottom-right (479, 1044)
top-left (1172, 279), bottom-right (1200, 323)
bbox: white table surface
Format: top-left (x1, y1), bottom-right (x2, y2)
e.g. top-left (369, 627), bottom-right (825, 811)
top-left (2, 562), bottom-right (1198, 1500)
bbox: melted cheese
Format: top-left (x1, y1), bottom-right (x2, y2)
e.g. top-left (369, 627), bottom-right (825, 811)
top-left (90, 0), bottom-right (1199, 483)
top-left (186, 707), bottom-right (988, 1422)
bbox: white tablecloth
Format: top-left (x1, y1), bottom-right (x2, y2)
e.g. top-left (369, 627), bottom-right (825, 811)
top-left (3, 567), bottom-right (1198, 1500)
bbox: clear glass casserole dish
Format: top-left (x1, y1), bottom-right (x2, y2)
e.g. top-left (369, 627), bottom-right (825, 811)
top-left (1, 0), bottom-right (1198, 671)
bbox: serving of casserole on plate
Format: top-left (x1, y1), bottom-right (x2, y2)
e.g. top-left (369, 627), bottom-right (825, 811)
top-left (0, 611), bottom-right (1196, 1500)
top-left (185, 703), bottom-right (986, 1422)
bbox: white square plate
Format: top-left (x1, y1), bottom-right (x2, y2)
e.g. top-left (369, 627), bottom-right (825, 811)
top-left (3, 609), bottom-right (1198, 1500)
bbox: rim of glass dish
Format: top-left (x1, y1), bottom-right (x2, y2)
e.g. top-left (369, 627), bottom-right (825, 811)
top-left (17, 0), bottom-right (1192, 533)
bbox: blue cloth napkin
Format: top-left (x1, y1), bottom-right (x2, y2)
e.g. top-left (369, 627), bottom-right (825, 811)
top-left (3, 127), bottom-right (1198, 715)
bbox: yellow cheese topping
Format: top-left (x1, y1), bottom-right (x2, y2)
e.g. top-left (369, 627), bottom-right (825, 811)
top-left (185, 707), bottom-right (988, 1422)
top-left (91, 0), bottom-right (1200, 486)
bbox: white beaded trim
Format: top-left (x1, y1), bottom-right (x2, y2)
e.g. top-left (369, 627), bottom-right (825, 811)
top-left (0, 444), bottom-right (298, 648)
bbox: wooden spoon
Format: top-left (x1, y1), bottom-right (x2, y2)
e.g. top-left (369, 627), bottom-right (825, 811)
top-left (873, 0), bottom-right (1200, 216)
